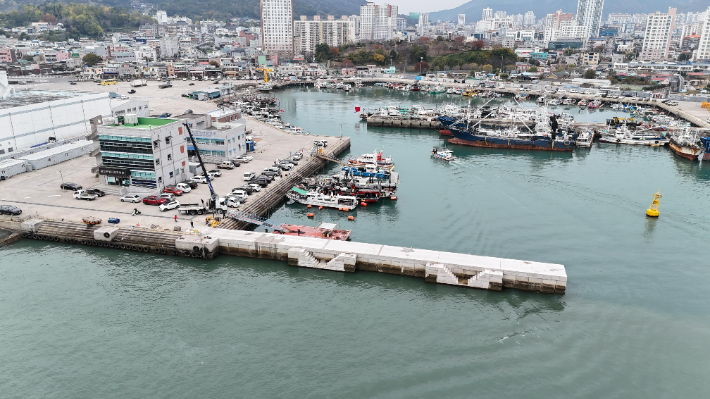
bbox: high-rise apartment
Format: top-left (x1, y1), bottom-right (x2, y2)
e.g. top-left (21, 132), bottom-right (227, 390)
top-left (696, 7), bottom-right (710, 61)
top-left (576, 0), bottom-right (604, 37)
top-left (458, 14), bottom-right (466, 26)
top-left (640, 8), bottom-right (677, 60)
top-left (545, 10), bottom-right (574, 30)
top-left (359, 2), bottom-right (398, 41)
top-left (260, 0), bottom-right (294, 60)
top-left (482, 8), bottom-right (493, 21)
top-left (523, 11), bottom-right (536, 26)
top-left (294, 16), bottom-right (356, 56)
top-left (418, 13), bottom-right (429, 36)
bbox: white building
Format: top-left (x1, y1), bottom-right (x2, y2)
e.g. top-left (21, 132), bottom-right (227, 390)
top-left (160, 36), bottom-right (180, 59)
top-left (294, 16), bottom-right (356, 56)
top-left (155, 10), bottom-right (168, 25)
top-left (360, 2), bottom-right (399, 41)
top-left (179, 112), bottom-right (246, 163)
top-left (418, 13), bottom-right (429, 36)
top-left (458, 14), bottom-right (466, 26)
top-left (523, 11), bottom-right (536, 26)
top-left (576, 0), bottom-right (605, 38)
top-left (261, 0), bottom-right (294, 60)
top-left (348, 15), bottom-right (362, 40)
top-left (0, 76), bottom-right (111, 154)
top-left (482, 8), bottom-right (493, 21)
top-left (696, 7), bottom-right (710, 61)
top-left (640, 8), bottom-right (677, 61)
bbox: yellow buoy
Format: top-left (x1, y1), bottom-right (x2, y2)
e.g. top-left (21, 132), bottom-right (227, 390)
top-left (646, 190), bottom-right (662, 218)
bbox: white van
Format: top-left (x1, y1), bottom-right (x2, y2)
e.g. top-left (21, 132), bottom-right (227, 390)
top-left (243, 172), bottom-right (255, 181)
top-left (218, 160), bottom-right (234, 170)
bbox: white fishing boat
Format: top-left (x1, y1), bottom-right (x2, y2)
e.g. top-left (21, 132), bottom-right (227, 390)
top-left (599, 125), bottom-right (669, 146)
top-left (287, 187), bottom-right (359, 210)
top-left (576, 130), bottom-right (593, 148)
top-left (431, 146), bottom-right (456, 161)
top-left (257, 83), bottom-right (273, 92)
top-left (350, 150), bottom-right (394, 166)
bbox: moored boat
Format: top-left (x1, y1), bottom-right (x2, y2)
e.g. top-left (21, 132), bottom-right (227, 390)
top-left (701, 137), bottom-right (710, 161)
top-left (431, 146), bottom-right (456, 161)
top-left (287, 187), bottom-right (359, 210)
top-left (668, 129), bottom-right (703, 161)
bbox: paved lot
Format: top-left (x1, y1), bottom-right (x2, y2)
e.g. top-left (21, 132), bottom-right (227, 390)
top-left (676, 101), bottom-right (710, 124)
top-left (0, 112), bottom-right (337, 232)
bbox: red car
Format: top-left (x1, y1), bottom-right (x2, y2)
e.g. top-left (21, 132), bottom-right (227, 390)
top-left (142, 195), bottom-right (167, 205)
top-left (163, 186), bottom-right (184, 196)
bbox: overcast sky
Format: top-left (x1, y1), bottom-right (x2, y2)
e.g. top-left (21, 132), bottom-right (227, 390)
top-left (387, 0), bottom-right (466, 14)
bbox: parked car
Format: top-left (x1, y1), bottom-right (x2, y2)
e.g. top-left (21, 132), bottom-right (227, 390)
top-left (175, 183), bottom-right (192, 193)
top-left (87, 189), bottom-right (106, 197)
top-left (287, 157), bottom-right (299, 165)
top-left (181, 181), bottom-right (198, 189)
top-left (160, 193), bottom-right (176, 202)
top-left (248, 183), bottom-right (262, 192)
top-left (253, 176), bottom-right (271, 187)
top-left (243, 172), bottom-right (256, 181)
top-left (143, 195), bottom-right (167, 205)
top-left (73, 190), bottom-right (97, 201)
top-left (163, 186), bottom-right (184, 196)
top-left (229, 189), bottom-right (249, 201)
top-left (314, 140), bottom-right (328, 147)
top-left (217, 161), bottom-right (234, 170)
top-left (159, 200), bottom-right (181, 212)
top-left (261, 169), bottom-right (280, 177)
top-left (189, 175), bottom-right (208, 184)
top-left (0, 205), bottom-right (22, 215)
top-left (219, 197), bottom-right (240, 208)
top-left (120, 194), bottom-right (142, 203)
top-left (207, 169), bottom-right (222, 177)
top-left (291, 152), bottom-right (303, 161)
top-left (236, 185), bottom-right (256, 194)
top-left (60, 182), bottom-right (82, 191)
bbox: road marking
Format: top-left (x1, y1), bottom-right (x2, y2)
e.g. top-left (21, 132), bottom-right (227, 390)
top-left (49, 195), bottom-right (61, 197)
top-left (24, 197), bottom-right (31, 199)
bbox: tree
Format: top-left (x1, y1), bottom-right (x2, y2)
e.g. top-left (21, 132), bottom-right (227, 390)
top-left (373, 53), bottom-right (385, 64)
top-left (40, 13), bottom-right (57, 23)
top-left (414, 61), bottom-right (429, 74)
top-left (470, 40), bottom-right (484, 50)
top-left (678, 52), bottom-right (692, 62)
top-left (209, 60), bottom-right (220, 67)
top-left (22, 54), bottom-right (35, 62)
top-left (315, 43), bottom-right (330, 63)
top-left (584, 69), bottom-right (596, 79)
top-left (529, 59), bottom-right (540, 66)
top-left (529, 66), bottom-right (538, 72)
top-left (454, 36), bottom-right (465, 44)
top-left (82, 53), bottom-right (102, 66)
top-left (329, 47), bottom-right (340, 57)
top-left (409, 45), bottom-right (427, 63)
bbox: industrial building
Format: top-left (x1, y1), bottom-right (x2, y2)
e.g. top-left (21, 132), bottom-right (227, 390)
top-left (0, 71), bottom-right (111, 155)
top-left (19, 140), bottom-right (94, 171)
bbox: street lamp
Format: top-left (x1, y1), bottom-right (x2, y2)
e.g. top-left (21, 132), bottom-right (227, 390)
top-left (339, 123), bottom-right (347, 138)
top-left (420, 56), bottom-right (423, 75)
top-left (57, 170), bottom-right (64, 184)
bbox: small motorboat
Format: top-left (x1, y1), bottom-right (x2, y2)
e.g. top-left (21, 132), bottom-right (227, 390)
top-left (431, 146), bottom-right (456, 161)
top-left (82, 216), bottom-right (102, 225)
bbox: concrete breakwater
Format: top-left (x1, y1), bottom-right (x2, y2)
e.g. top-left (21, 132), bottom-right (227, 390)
top-left (219, 137), bottom-right (351, 230)
top-left (1, 218), bottom-right (567, 294)
top-left (212, 229), bottom-right (567, 294)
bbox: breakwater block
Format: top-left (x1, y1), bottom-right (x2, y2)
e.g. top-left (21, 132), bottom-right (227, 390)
top-left (94, 226), bottom-right (119, 242)
top-left (21, 219), bottom-right (44, 233)
top-left (175, 234), bottom-right (220, 258)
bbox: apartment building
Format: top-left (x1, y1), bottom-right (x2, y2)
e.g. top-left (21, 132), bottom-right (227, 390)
top-left (696, 7), bottom-right (710, 61)
top-left (545, 10), bottom-right (574, 30)
top-left (360, 2), bottom-right (398, 41)
top-left (640, 8), bottom-right (677, 61)
top-left (576, 0), bottom-right (605, 38)
top-left (260, 0), bottom-right (294, 60)
top-left (294, 16), bottom-right (356, 56)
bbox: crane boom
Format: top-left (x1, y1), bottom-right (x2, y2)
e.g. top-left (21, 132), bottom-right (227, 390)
top-left (183, 123), bottom-right (219, 211)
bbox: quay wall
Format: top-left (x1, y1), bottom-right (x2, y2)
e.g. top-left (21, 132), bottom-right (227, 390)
top-left (219, 137), bottom-right (351, 230)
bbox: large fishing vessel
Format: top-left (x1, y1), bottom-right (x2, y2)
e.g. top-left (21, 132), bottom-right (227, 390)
top-left (668, 129), bottom-right (703, 161)
top-left (439, 117), bottom-right (578, 152)
top-left (599, 125), bottom-right (669, 146)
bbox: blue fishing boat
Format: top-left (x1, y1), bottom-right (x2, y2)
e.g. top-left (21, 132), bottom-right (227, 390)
top-left (700, 137), bottom-right (710, 161)
top-left (439, 116), bottom-right (578, 152)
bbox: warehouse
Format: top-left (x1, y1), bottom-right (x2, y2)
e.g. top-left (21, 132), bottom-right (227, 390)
top-left (19, 140), bottom-right (94, 171)
top-left (0, 159), bottom-right (28, 180)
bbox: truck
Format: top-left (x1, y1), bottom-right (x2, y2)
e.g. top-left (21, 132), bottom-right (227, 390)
top-left (178, 202), bottom-right (227, 215)
top-left (159, 81), bottom-right (173, 89)
top-left (131, 79), bottom-right (147, 87)
top-left (73, 190), bottom-right (98, 201)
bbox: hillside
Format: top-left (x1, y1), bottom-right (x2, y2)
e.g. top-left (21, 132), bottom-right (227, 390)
top-left (0, 0), bottom-right (366, 20)
top-left (430, 0), bottom-right (710, 23)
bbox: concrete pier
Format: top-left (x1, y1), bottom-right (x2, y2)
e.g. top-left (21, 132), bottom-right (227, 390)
top-left (211, 229), bottom-right (567, 294)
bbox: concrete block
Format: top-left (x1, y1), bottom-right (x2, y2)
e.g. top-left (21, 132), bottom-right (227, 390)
top-left (94, 226), bottom-right (119, 242)
top-left (175, 234), bottom-right (220, 256)
top-left (21, 219), bottom-right (44, 233)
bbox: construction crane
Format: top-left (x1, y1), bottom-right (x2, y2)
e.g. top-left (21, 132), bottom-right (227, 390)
top-left (255, 66), bottom-right (273, 83)
top-left (183, 123), bottom-right (220, 213)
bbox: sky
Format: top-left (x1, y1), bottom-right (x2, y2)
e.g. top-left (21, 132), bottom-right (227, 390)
top-left (386, 0), bottom-right (466, 14)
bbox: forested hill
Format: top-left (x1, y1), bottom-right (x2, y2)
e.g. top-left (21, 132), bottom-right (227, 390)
top-left (0, 0), bottom-right (367, 20)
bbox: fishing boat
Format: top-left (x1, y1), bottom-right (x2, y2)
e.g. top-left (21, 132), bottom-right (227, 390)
top-left (287, 187), bottom-right (359, 210)
top-left (701, 137), bottom-right (710, 161)
top-left (349, 150), bottom-right (394, 166)
top-left (599, 125), bottom-right (669, 146)
top-left (257, 83), bottom-right (273, 92)
top-left (575, 130), bottom-right (593, 148)
top-left (431, 146), bottom-right (456, 161)
top-left (429, 86), bottom-right (446, 94)
top-left (342, 164), bottom-right (390, 179)
top-left (668, 129), bottom-right (703, 161)
top-left (439, 116), bottom-right (577, 152)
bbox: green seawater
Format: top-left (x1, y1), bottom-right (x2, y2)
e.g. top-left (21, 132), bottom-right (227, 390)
top-left (2, 87), bottom-right (710, 398)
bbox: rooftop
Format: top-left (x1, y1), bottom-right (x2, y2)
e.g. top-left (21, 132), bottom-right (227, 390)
top-left (0, 89), bottom-right (100, 110)
top-left (107, 117), bottom-right (177, 129)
